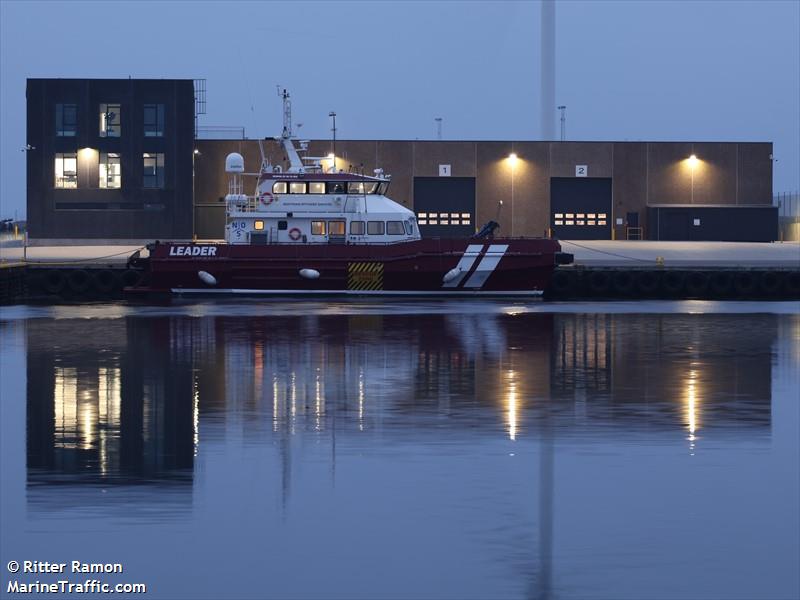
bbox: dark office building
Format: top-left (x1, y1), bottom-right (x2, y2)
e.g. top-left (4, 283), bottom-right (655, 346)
top-left (26, 78), bottom-right (194, 242)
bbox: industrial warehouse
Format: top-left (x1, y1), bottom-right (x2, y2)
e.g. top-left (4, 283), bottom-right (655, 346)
top-left (26, 78), bottom-right (777, 244)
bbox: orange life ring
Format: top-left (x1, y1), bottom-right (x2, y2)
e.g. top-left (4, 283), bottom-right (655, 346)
top-left (259, 191), bottom-right (274, 205)
top-left (288, 227), bottom-right (302, 241)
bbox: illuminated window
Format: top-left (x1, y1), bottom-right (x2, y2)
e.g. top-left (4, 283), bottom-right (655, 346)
top-left (367, 221), bottom-right (384, 235)
top-left (440, 219), bottom-right (449, 225)
top-left (450, 212), bottom-right (459, 219)
top-left (587, 213), bottom-right (596, 219)
top-left (428, 212), bottom-right (438, 219)
top-left (554, 213), bottom-right (563, 219)
top-left (462, 218), bottom-right (470, 225)
top-left (598, 213), bottom-right (607, 219)
top-left (308, 182), bottom-right (325, 194)
top-left (143, 104), bottom-right (164, 137)
top-left (327, 181), bottom-right (346, 194)
top-left (451, 219), bottom-right (460, 225)
top-left (554, 220), bottom-right (563, 226)
top-left (387, 221), bottom-right (405, 235)
top-left (418, 219), bottom-right (428, 225)
top-left (289, 182), bottom-right (307, 194)
top-left (577, 220), bottom-right (585, 225)
top-left (55, 104), bottom-right (77, 137)
top-left (99, 152), bottom-right (121, 189)
top-left (54, 153), bottom-right (77, 188)
top-left (328, 220), bottom-right (346, 236)
top-left (577, 213), bottom-right (585, 219)
top-left (311, 221), bottom-right (326, 235)
top-left (418, 213), bottom-right (428, 219)
top-left (429, 219), bottom-right (438, 225)
top-left (254, 220), bottom-right (264, 230)
top-left (566, 213), bottom-right (574, 219)
top-left (273, 181), bottom-right (287, 194)
top-left (565, 220), bottom-right (574, 225)
top-left (99, 103), bottom-right (121, 137)
top-left (587, 220), bottom-right (596, 226)
top-left (598, 220), bottom-right (607, 226)
top-left (461, 213), bottom-right (471, 219)
top-left (350, 221), bottom-right (365, 235)
top-left (348, 182), bottom-right (365, 194)
top-left (142, 153), bottom-right (164, 188)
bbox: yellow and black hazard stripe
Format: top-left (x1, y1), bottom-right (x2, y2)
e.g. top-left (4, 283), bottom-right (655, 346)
top-left (347, 262), bottom-right (384, 291)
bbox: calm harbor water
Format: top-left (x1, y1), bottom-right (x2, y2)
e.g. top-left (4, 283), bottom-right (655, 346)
top-left (1, 300), bottom-right (798, 600)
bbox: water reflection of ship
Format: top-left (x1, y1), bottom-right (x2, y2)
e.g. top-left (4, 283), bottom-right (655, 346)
top-left (26, 318), bottom-right (194, 511)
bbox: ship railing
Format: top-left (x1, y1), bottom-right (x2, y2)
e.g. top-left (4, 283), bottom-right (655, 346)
top-left (227, 197), bottom-right (260, 213)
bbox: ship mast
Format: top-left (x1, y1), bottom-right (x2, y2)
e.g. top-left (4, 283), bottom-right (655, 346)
top-left (277, 87), bottom-right (304, 173)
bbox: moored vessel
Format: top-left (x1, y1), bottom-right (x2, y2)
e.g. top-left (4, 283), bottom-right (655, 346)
top-left (130, 90), bottom-right (572, 296)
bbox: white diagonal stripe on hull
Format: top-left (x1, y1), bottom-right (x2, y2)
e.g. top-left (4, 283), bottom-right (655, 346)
top-left (442, 244), bottom-right (485, 288)
top-left (463, 244), bottom-right (509, 289)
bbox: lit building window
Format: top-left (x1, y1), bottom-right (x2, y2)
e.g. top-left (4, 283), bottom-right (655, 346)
top-left (99, 103), bottom-right (121, 137)
top-left (577, 220), bottom-right (585, 225)
top-left (142, 153), bottom-right (164, 188)
top-left (428, 212), bottom-right (438, 219)
top-left (598, 213), bottom-right (607, 219)
top-left (273, 182), bottom-right (287, 194)
top-left (367, 221), bottom-right (384, 235)
top-left (418, 219), bottom-right (428, 225)
top-left (428, 219), bottom-right (438, 225)
top-left (309, 182), bottom-right (325, 194)
top-left (566, 213), bottom-right (574, 219)
top-left (254, 220), bottom-right (264, 230)
top-left (450, 212), bottom-right (459, 219)
top-left (577, 213), bottom-right (585, 219)
top-left (554, 213), bottom-right (563, 219)
top-left (565, 220), bottom-right (574, 225)
top-left (289, 182), bottom-right (307, 194)
top-left (55, 103), bottom-right (77, 137)
top-left (587, 220), bottom-right (596, 226)
top-left (587, 213), bottom-right (596, 219)
top-left (54, 153), bottom-right (78, 188)
top-left (461, 213), bottom-right (471, 219)
top-left (350, 220), bottom-right (365, 235)
top-left (451, 219), bottom-right (460, 225)
top-left (99, 152), bottom-right (121, 189)
top-left (598, 220), bottom-right (607, 226)
top-left (311, 221), bottom-right (326, 235)
top-left (440, 219), bottom-right (449, 225)
top-left (462, 218), bottom-right (470, 225)
top-left (554, 220), bottom-right (563, 226)
top-left (143, 104), bottom-right (164, 137)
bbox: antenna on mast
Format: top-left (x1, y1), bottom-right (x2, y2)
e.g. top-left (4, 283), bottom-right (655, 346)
top-left (277, 87), bottom-right (292, 138)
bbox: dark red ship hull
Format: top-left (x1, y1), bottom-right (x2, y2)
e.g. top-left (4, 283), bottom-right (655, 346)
top-left (131, 238), bottom-right (571, 296)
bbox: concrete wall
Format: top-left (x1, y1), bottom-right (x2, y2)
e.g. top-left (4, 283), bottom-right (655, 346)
top-left (193, 139), bottom-right (773, 240)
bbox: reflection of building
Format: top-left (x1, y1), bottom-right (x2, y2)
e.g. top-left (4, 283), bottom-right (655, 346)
top-left (26, 318), bottom-right (194, 507)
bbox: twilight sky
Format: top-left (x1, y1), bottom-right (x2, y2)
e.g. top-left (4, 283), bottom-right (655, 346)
top-left (1, 0), bottom-right (798, 219)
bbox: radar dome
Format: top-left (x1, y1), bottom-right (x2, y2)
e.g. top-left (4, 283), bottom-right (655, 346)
top-left (225, 152), bottom-right (245, 173)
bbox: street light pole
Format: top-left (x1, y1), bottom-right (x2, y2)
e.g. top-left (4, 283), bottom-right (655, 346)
top-left (557, 105), bottom-right (566, 141)
top-left (435, 117), bottom-right (442, 140)
top-left (329, 111), bottom-right (337, 160)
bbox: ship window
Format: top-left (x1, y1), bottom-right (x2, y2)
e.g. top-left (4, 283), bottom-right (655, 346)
top-left (404, 220), bottom-right (413, 235)
top-left (142, 153), bottom-right (165, 188)
top-left (350, 220), bottom-right (365, 235)
top-left (254, 220), bottom-right (265, 230)
top-left (99, 152), bottom-right (121, 189)
top-left (55, 103), bottom-right (77, 136)
top-left (387, 221), bottom-right (404, 235)
top-left (289, 182), bottom-right (307, 194)
top-left (377, 182), bottom-right (389, 195)
top-left (273, 182), bottom-right (287, 194)
top-left (367, 221), bottom-right (384, 235)
top-left (309, 182), bottom-right (325, 194)
top-left (328, 220), bottom-right (346, 236)
top-left (99, 103), bottom-right (121, 137)
top-left (278, 220), bottom-right (288, 230)
top-left (143, 104), bottom-right (164, 137)
top-left (311, 221), bottom-right (326, 235)
top-left (328, 181), bottom-right (346, 194)
top-left (364, 183), bottom-right (379, 194)
top-left (54, 153), bottom-right (78, 188)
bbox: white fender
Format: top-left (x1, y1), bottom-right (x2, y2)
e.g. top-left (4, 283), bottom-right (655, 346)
top-left (299, 268), bottom-right (320, 280)
top-left (198, 271), bottom-right (217, 286)
top-left (442, 267), bottom-right (462, 283)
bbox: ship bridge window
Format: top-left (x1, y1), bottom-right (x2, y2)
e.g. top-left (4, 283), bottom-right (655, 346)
top-left (272, 181), bottom-right (287, 194)
top-left (289, 182), bottom-right (307, 194)
top-left (404, 220), bottom-right (413, 235)
top-left (54, 153), bottom-right (78, 188)
top-left (309, 182), bottom-right (325, 194)
top-left (367, 221), bottom-right (384, 235)
top-left (327, 181), bottom-right (346, 194)
top-left (350, 221), bottom-right (365, 235)
top-left (347, 182), bottom-right (380, 195)
top-left (328, 220), bottom-right (346, 236)
top-left (311, 221), bottom-right (326, 235)
top-left (387, 221), bottom-right (404, 235)
top-left (377, 182), bottom-right (390, 195)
